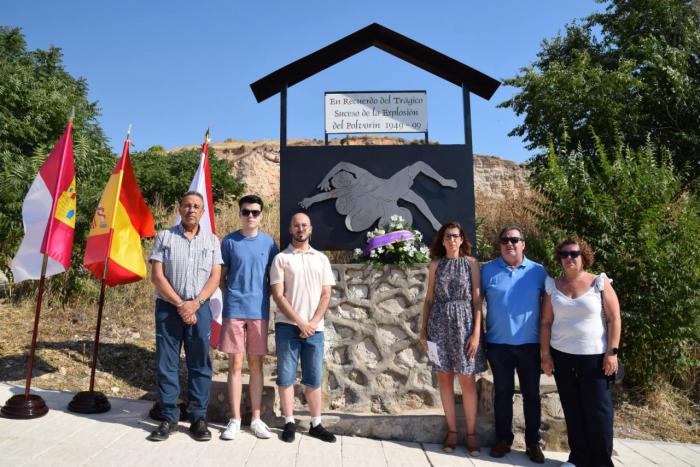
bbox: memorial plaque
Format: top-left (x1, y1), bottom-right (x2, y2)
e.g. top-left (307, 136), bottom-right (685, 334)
top-left (325, 91), bottom-right (428, 134)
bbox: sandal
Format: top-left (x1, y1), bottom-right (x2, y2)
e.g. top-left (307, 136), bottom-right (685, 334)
top-left (466, 432), bottom-right (480, 457)
top-left (442, 430), bottom-right (458, 452)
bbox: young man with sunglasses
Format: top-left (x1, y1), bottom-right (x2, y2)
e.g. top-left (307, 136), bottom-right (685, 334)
top-left (219, 195), bottom-right (279, 440)
top-left (481, 225), bottom-right (548, 463)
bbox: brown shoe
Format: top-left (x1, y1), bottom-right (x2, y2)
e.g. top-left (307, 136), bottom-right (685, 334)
top-left (466, 433), bottom-right (480, 457)
top-left (442, 430), bottom-right (458, 453)
top-left (489, 440), bottom-right (511, 458)
top-left (526, 443), bottom-right (545, 463)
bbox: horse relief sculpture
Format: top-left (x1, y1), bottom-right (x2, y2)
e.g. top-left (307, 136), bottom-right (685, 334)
top-left (299, 161), bottom-right (457, 232)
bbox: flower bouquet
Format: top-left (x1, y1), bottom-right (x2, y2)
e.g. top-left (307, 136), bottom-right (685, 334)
top-left (354, 215), bottom-right (430, 266)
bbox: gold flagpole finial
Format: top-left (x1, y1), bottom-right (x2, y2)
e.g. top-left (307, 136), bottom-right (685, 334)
top-left (204, 127), bottom-right (211, 145)
top-left (127, 124), bottom-right (132, 141)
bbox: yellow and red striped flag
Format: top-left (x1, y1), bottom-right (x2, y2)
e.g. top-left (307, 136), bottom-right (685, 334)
top-left (83, 138), bottom-right (155, 285)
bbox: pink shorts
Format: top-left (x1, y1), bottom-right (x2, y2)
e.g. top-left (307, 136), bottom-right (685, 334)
top-left (219, 318), bottom-right (268, 355)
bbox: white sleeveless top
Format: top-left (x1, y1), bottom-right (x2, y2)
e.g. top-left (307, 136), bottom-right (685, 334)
top-left (545, 273), bottom-right (609, 355)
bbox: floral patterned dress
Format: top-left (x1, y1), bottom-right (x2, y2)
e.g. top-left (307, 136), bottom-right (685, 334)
top-left (427, 256), bottom-right (486, 375)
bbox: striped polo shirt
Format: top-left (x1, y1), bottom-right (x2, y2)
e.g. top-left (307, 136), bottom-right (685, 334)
top-left (149, 224), bottom-right (223, 300)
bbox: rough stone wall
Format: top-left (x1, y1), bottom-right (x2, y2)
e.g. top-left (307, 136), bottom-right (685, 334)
top-left (325, 264), bottom-right (439, 414)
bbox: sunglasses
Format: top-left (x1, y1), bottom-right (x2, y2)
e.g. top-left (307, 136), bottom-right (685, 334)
top-left (445, 233), bottom-right (462, 240)
top-left (499, 237), bottom-right (522, 245)
top-left (240, 209), bottom-right (262, 218)
top-left (558, 250), bottom-right (582, 259)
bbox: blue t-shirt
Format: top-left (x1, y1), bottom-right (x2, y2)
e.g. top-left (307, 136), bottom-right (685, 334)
top-left (481, 257), bottom-right (547, 345)
top-left (221, 231), bottom-right (279, 320)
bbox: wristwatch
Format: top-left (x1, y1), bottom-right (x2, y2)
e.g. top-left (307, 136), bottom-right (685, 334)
top-left (609, 347), bottom-right (619, 355)
top-left (198, 298), bottom-right (207, 306)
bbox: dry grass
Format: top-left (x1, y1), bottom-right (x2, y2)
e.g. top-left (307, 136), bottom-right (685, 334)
top-left (614, 382), bottom-right (700, 442)
top-left (475, 189), bottom-right (544, 261)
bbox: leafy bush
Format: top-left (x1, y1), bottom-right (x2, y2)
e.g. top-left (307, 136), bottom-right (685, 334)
top-left (131, 145), bottom-right (244, 225)
top-left (530, 135), bottom-right (700, 391)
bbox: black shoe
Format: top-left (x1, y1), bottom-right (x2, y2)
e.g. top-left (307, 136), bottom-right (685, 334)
top-left (281, 422), bottom-right (296, 443)
top-left (308, 423), bottom-right (336, 443)
top-left (189, 418), bottom-right (211, 441)
top-left (526, 443), bottom-right (545, 463)
top-left (147, 420), bottom-right (178, 441)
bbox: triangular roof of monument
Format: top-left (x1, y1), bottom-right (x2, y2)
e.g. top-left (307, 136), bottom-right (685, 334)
top-left (250, 23), bottom-right (500, 103)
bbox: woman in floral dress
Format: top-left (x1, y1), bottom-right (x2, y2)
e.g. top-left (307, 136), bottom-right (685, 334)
top-left (419, 221), bottom-right (486, 456)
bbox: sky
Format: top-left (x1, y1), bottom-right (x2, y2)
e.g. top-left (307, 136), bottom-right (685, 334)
top-left (4, 0), bottom-right (605, 163)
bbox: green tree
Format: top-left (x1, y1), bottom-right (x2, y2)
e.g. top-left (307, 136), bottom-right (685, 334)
top-left (0, 27), bottom-right (115, 285)
top-left (131, 145), bottom-right (245, 221)
top-left (531, 135), bottom-right (700, 392)
top-left (500, 0), bottom-right (700, 181)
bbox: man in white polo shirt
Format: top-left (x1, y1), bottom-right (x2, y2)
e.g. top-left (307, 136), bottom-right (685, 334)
top-left (270, 211), bottom-right (336, 443)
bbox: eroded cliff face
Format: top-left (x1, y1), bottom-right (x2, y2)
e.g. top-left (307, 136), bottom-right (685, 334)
top-left (169, 137), bottom-right (531, 201)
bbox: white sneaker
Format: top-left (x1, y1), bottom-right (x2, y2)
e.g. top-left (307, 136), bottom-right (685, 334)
top-left (250, 419), bottom-right (272, 439)
top-left (220, 418), bottom-right (240, 440)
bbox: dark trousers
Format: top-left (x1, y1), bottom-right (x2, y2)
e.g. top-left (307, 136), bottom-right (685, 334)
top-left (551, 347), bottom-right (614, 467)
top-left (155, 299), bottom-right (212, 423)
top-left (486, 343), bottom-right (541, 445)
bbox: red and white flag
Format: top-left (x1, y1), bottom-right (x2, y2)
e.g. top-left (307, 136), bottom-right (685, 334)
top-left (11, 122), bottom-right (76, 282)
top-left (175, 131), bottom-right (223, 348)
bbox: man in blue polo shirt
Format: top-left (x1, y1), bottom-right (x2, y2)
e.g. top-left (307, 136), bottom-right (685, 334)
top-left (482, 225), bottom-right (547, 463)
top-left (219, 195), bottom-right (279, 441)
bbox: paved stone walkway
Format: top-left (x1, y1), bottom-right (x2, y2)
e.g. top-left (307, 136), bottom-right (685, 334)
top-left (1, 384), bottom-right (697, 466)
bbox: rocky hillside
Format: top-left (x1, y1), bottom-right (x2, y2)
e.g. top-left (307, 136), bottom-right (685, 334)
top-left (169, 137), bottom-right (531, 201)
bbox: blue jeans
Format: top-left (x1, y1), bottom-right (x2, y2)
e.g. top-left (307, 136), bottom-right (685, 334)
top-left (155, 299), bottom-right (212, 423)
top-left (486, 343), bottom-right (541, 445)
top-left (275, 323), bottom-right (324, 388)
top-left (551, 347), bottom-right (614, 467)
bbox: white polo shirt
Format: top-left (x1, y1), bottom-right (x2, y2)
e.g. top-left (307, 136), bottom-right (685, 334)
top-left (269, 244), bottom-right (335, 331)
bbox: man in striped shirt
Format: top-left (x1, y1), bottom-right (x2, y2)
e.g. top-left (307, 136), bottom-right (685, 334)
top-left (147, 191), bottom-right (223, 442)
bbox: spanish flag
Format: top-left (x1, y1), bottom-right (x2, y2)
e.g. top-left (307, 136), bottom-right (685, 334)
top-left (11, 121), bottom-right (76, 282)
top-left (83, 138), bottom-right (155, 285)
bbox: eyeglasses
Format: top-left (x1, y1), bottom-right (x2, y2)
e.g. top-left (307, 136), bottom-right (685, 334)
top-left (181, 203), bottom-right (202, 211)
top-left (499, 237), bottom-right (522, 245)
top-left (445, 233), bottom-right (462, 240)
top-left (241, 209), bottom-right (261, 218)
top-left (558, 250), bottom-right (582, 259)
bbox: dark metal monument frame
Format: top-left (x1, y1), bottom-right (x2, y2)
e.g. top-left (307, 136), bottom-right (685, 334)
top-left (250, 22), bottom-right (500, 251)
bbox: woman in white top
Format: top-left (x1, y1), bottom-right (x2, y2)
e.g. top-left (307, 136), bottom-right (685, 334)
top-left (540, 237), bottom-right (621, 467)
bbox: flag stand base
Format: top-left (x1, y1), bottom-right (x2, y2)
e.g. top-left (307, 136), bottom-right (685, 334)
top-left (68, 391), bottom-right (110, 414)
top-left (1, 394), bottom-right (49, 419)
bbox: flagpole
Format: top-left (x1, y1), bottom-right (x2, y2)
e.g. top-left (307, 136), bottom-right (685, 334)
top-left (68, 124), bottom-right (132, 414)
top-left (24, 254), bottom-right (49, 398)
top-left (1, 254), bottom-right (50, 418)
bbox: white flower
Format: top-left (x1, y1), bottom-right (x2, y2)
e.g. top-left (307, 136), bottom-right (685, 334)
top-left (376, 247), bottom-right (384, 254)
top-left (367, 231), bottom-right (374, 239)
top-left (408, 250), bottom-right (415, 257)
top-left (353, 248), bottom-right (363, 256)
top-left (390, 214), bottom-right (399, 221)
top-left (376, 229), bottom-right (385, 235)
top-left (369, 250), bottom-right (377, 258)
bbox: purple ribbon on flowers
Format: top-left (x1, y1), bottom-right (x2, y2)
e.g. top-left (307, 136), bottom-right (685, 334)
top-left (364, 230), bottom-right (415, 256)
